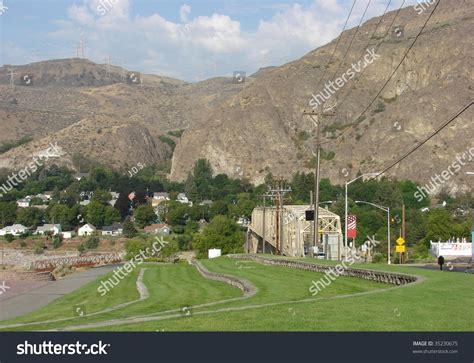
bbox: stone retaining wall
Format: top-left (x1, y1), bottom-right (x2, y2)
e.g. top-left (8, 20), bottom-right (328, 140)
top-left (192, 260), bottom-right (257, 297)
top-left (228, 255), bottom-right (418, 286)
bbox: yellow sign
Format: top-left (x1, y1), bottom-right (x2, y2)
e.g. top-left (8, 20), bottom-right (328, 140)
top-left (396, 245), bottom-right (406, 253)
top-left (396, 237), bottom-right (405, 246)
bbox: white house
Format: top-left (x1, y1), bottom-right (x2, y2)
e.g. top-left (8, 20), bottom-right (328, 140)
top-left (0, 224), bottom-right (28, 236)
top-left (144, 223), bottom-right (171, 236)
top-left (61, 231), bottom-right (76, 239)
top-left (17, 197), bottom-right (32, 208)
top-left (153, 192), bottom-right (170, 200)
top-left (101, 223), bottom-right (123, 236)
top-left (35, 224), bottom-right (62, 236)
top-left (177, 193), bottom-right (192, 205)
top-left (78, 224), bottom-right (97, 236)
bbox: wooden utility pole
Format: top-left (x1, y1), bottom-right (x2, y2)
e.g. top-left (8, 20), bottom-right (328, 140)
top-left (402, 203), bottom-right (406, 263)
top-left (262, 194), bottom-right (266, 254)
top-left (267, 180), bottom-right (292, 255)
top-left (303, 104), bottom-right (335, 256)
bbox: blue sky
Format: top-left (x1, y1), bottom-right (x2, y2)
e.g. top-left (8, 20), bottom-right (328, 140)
top-left (0, 0), bottom-right (418, 81)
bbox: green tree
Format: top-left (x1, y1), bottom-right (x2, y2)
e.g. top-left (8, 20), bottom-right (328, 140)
top-left (85, 201), bottom-right (106, 228)
top-left (134, 204), bottom-right (156, 228)
top-left (48, 204), bottom-right (71, 229)
top-left (104, 206), bottom-right (121, 226)
top-left (0, 202), bottom-right (17, 227)
top-left (193, 215), bottom-right (244, 258)
top-left (123, 216), bottom-right (138, 238)
top-left (17, 207), bottom-right (44, 228)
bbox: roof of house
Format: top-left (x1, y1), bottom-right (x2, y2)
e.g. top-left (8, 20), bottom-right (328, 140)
top-left (102, 223), bottom-right (123, 232)
top-left (144, 223), bottom-right (170, 231)
top-left (153, 192), bottom-right (170, 198)
top-left (2, 224), bottom-right (28, 231)
top-left (79, 223), bottom-right (96, 231)
top-left (36, 224), bottom-right (61, 232)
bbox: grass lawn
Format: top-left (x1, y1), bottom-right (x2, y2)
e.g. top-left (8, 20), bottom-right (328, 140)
top-left (0, 256), bottom-right (472, 331)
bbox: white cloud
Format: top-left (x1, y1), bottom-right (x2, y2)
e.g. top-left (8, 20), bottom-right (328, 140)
top-left (4, 0), bottom-right (417, 81)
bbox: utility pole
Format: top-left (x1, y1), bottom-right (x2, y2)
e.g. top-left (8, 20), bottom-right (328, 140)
top-left (262, 194), bottom-right (266, 254)
top-left (267, 180), bottom-right (292, 255)
top-left (402, 203), bottom-right (406, 264)
top-left (303, 104), bottom-right (335, 257)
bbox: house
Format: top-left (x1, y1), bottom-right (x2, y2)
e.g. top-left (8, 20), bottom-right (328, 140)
top-left (199, 200), bottom-right (213, 206)
top-left (43, 191), bottom-right (54, 199)
top-left (108, 192), bottom-right (120, 207)
top-left (74, 172), bottom-right (90, 181)
top-left (153, 192), bottom-right (170, 201)
top-left (78, 224), bottom-right (96, 236)
top-left (177, 193), bottom-right (192, 205)
top-left (177, 193), bottom-right (188, 202)
top-left (35, 224), bottom-right (62, 236)
top-left (237, 217), bottom-right (250, 227)
top-left (101, 223), bottom-right (123, 236)
top-left (144, 223), bottom-right (171, 235)
top-left (61, 231), bottom-right (76, 239)
top-left (17, 197), bottom-right (32, 208)
top-left (34, 194), bottom-right (51, 203)
top-left (0, 224), bottom-right (28, 236)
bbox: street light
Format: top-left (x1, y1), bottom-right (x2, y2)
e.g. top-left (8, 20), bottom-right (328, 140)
top-left (344, 173), bottom-right (380, 255)
top-left (355, 201), bottom-right (391, 264)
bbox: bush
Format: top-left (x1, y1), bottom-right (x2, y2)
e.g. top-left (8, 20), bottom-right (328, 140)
top-left (19, 240), bottom-right (27, 248)
top-left (34, 241), bottom-right (46, 254)
top-left (4, 234), bottom-right (14, 243)
top-left (85, 236), bottom-right (100, 250)
top-left (53, 235), bottom-right (63, 249)
top-left (77, 243), bottom-right (85, 254)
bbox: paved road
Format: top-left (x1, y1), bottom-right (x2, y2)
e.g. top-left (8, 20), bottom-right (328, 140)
top-left (0, 264), bottom-right (119, 321)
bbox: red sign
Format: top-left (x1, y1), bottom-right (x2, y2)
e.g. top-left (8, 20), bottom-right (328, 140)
top-left (347, 215), bottom-right (357, 238)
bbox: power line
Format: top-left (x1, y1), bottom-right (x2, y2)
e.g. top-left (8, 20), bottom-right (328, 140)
top-left (326, 0), bottom-right (373, 85)
top-left (325, 0), bottom-right (439, 145)
top-left (333, 0), bottom-right (398, 106)
top-left (313, 0), bottom-right (358, 93)
top-left (367, 100), bottom-right (473, 181)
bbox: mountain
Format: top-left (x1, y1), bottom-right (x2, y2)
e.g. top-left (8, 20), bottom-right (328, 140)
top-left (0, 0), bottom-right (472, 194)
top-left (170, 0), bottom-right (474, 194)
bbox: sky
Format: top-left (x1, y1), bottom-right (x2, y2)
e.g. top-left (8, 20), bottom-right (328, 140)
top-left (0, 0), bottom-right (419, 81)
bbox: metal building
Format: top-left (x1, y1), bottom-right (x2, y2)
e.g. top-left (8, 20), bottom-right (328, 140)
top-left (247, 205), bottom-right (343, 260)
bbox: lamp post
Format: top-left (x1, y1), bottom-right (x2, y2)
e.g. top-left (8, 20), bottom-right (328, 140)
top-left (344, 173), bottom-right (380, 255)
top-left (355, 201), bottom-right (391, 264)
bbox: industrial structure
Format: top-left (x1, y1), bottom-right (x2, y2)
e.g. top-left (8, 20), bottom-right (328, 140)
top-left (247, 205), bottom-right (343, 260)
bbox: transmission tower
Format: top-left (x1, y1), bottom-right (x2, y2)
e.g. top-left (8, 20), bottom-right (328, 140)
top-left (104, 56), bottom-right (112, 78)
top-left (8, 68), bottom-right (17, 90)
top-left (77, 31), bottom-right (86, 59)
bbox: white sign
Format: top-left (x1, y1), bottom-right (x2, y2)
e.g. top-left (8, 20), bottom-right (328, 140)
top-left (208, 249), bottom-right (222, 259)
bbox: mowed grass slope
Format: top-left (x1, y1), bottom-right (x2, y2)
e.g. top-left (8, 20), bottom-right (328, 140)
top-left (1, 257), bottom-right (472, 331)
top-left (88, 257), bottom-right (474, 332)
top-left (0, 263), bottom-right (241, 331)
